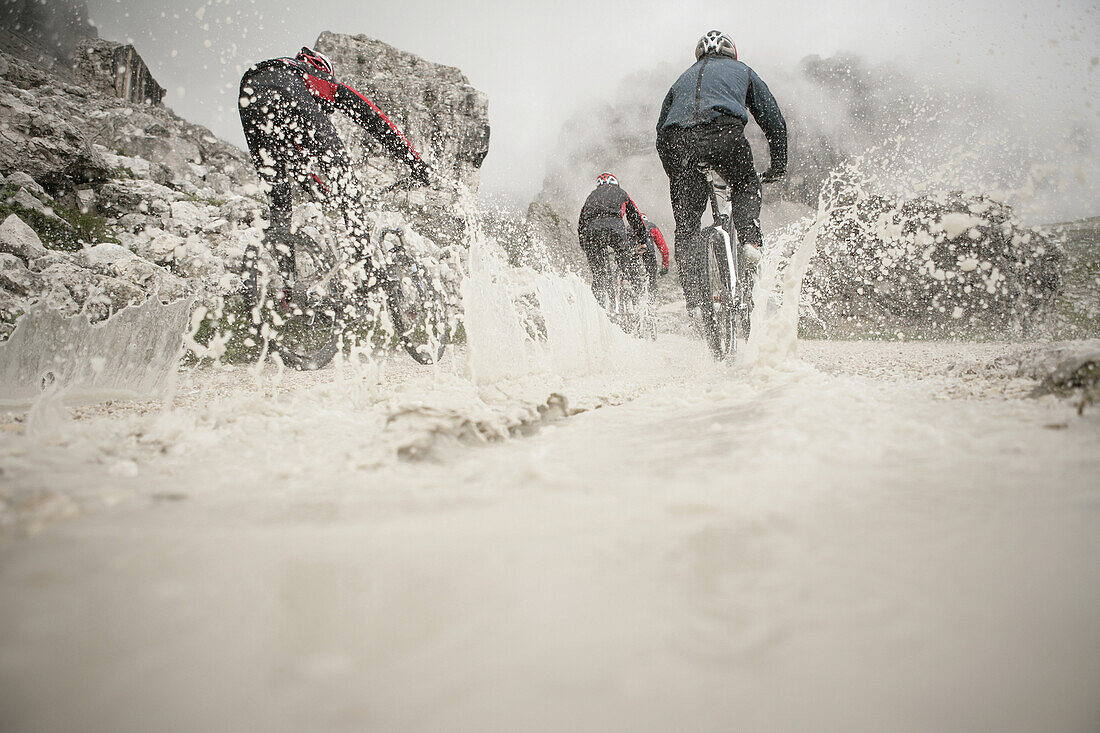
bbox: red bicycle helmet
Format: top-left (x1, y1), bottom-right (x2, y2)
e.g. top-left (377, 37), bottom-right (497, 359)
top-left (296, 47), bottom-right (334, 75)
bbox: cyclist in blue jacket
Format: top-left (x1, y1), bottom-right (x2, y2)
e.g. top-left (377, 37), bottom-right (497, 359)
top-left (655, 30), bottom-right (787, 313)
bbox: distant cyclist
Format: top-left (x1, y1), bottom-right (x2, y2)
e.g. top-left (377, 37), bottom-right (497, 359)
top-left (655, 30), bottom-right (787, 314)
top-left (577, 173), bottom-right (650, 304)
top-left (238, 46), bottom-right (430, 281)
top-left (639, 212), bottom-right (670, 292)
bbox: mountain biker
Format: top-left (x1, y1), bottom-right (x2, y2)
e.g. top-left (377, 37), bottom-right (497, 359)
top-left (639, 212), bottom-right (670, 292)
top-left (577, 173), bottom-right (650, 305)
top-left (655, 30), bottom-right (787, 315)
top-left (238, 46), bottom-right (430, 281)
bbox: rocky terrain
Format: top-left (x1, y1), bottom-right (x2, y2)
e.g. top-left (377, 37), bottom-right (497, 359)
top-left (800, 169), bottom-right (1065, 339)
top-left (0, 44), bottom-right (262, 337)
top-left (0, 30), bottom-right (491, 347)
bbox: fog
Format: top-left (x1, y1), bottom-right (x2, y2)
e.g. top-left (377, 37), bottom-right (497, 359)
top-left (85, 0), bottom-right (1099, 213)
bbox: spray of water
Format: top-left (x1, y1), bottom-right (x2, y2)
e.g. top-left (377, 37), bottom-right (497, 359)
top-left (0, 294), bottom-right (193, 407)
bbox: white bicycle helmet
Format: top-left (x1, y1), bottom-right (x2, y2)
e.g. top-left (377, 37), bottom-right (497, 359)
top-left (596, 172), bottom-right (619, 187)
top-left (695, 30), bottom-right (737, 61)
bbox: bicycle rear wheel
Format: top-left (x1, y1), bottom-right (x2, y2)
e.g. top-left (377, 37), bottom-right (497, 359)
top-left (701, 226), bottom-right (735, 359)
top-left (243, 231), bottom-right (343, 371)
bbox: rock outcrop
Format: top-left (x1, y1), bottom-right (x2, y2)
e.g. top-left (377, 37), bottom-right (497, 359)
top-left (0, 46), bottom-right (267, 337)
top-left (73, 39), bottom-right (166, 105)
top-left (524, 201), bottom-right (584, 275)
top-left (0, 31), bottom-right (495, 351)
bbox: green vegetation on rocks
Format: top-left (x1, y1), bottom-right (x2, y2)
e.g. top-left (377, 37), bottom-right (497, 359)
top-left (0, 183), bottom-right (118, 251)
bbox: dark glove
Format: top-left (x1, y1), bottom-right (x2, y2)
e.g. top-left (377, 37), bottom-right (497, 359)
top-left (411, 161), bottom-right (431, 187)
top-left (659, 266), bottom-right (669, 276)
top-left (759, 167), bottom-right (786, 184)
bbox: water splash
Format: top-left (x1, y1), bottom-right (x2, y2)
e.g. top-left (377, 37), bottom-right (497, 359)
top-left (458, 189), bottom-right (637, 384)
top-left (0, 295), bottom-right (194, 406)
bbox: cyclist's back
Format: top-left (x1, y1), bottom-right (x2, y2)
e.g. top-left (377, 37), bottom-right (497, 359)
top-left (655, 30), bottom-right (787, 315)
top-left (577, 173), bottom-right (648, 305)
top-left (238, 47), bottom-right (429, 243)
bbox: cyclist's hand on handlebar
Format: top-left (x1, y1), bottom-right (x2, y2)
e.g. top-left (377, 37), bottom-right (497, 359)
top-left (659, 266), bottom-right (670, 276)
top-left (759, 167), bottom-right (786, 184)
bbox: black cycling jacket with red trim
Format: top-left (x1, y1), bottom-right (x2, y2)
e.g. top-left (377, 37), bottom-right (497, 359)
top-left (248, 57), bottom-right (430, 185)
top-left (577, 184), bottom-right (649, 243)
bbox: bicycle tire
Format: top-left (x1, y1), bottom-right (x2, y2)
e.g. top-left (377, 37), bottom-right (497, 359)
top-left (242, 233), bottom-right (343, 371)
top-left (701, 225), bottom-right (736, 359)
top-left (382, 250), bottom-right (449, 365)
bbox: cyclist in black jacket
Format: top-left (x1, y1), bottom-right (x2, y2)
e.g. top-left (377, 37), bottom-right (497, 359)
top-left (577, 173), bottom-right (650, 305)
top-left (238, 47), bottom-right (430, 278)
top-left (655, 30), bottom-right (787, 312)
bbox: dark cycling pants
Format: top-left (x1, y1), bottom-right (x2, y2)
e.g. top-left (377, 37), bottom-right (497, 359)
top-left (657, 119), bottom-right (761, 308)
top-left (238, 66), bottom-right (358, 242)
top-left (580, 220), bottom-right (644, 304)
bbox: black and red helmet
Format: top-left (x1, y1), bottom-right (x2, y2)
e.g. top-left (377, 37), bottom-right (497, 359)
top-left (596, 172), bottom-right (619, 187)
top-left (296, 47), bottom-right (334, 75)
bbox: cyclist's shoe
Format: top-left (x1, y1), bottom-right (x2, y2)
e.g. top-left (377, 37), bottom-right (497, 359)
top-left (759, 167), bottom-right (786, 183)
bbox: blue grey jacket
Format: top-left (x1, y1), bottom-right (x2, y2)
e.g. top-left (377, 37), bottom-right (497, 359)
top-left (656, 55), bottom-right (787, 170)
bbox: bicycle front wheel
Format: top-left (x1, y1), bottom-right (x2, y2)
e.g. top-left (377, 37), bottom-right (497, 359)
top-left (243, 233), bottom-right (343, 371)
top-left (383, 251), bottom-right (449, 365)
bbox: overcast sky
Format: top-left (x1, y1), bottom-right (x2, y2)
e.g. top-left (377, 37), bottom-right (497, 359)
top-left (85, 0), bottom-right (1099, 202)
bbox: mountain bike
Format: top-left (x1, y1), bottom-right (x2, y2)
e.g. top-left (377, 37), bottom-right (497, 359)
top-left (696, 168), bottom-right (754, 359)
top-left (597, 249), bottom-right (656, 339)
top-left (241, 185), bottom-right (449, 370)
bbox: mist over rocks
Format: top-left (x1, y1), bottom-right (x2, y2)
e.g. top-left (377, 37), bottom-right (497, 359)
top-left (536, 53), bottom-right (1097, 228)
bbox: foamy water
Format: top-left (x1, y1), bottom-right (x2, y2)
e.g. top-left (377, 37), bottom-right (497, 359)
top-left (0, 216), bottom-right (1097, 733)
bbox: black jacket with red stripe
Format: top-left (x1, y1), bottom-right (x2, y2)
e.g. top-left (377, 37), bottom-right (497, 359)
top-left (577, 184), bottom-right (649, 244)
top-left (248, 56), bottom-right (430, 185)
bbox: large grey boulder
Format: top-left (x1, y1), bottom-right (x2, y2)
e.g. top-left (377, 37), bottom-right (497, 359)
top-left (315, 31), bottom-right (489, 188)
top-left (524, 201), bottom-right (585, 274)
top-left (803, 177), bottom-right (1064, 339)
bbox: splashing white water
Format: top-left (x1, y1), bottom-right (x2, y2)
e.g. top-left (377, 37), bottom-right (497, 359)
top-left (0, 295), bottom-right (193, 406)
top-left (459, 190), bottom-right (639, 384)
top-left (742, 212), bottom-right (827, 370)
